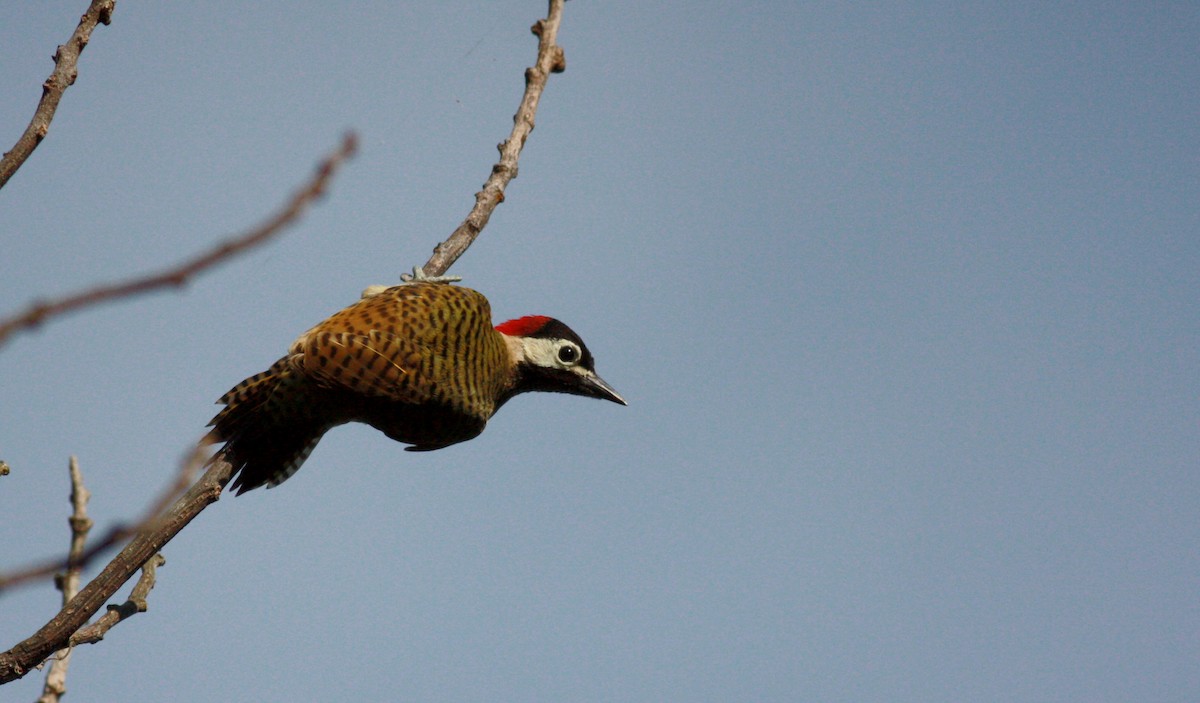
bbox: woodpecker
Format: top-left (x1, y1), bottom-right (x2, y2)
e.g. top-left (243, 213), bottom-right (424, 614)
top-left (207, 274), bottom-right (625, 494)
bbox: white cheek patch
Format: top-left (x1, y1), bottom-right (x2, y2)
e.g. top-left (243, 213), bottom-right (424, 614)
top-left (521, 337), bottom-right (575, 370)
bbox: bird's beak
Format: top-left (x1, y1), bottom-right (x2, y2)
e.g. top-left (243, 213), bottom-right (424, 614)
top-left (581, 372), bottom-right (627, 406)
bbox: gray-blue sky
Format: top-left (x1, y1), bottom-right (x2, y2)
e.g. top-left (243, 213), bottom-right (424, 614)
top-left (2, 2), bottom-right (1197, 700)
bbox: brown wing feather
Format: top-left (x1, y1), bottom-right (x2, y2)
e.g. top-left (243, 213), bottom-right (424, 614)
top-left (291, 329), bottom-right (429, 401)
top-left (287, 283), bottom-right (510, 418)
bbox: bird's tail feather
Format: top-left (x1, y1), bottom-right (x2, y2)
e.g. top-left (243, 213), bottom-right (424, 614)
top-left (207, 357), bottom-right (329, 494)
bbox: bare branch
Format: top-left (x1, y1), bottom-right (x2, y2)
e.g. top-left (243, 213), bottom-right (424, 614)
top-left (0, 132), bottom-right (359, 350)
top-left (421, 0), bottom-right (568, 277)
top-left (64, 457), bottom-right (95, 574)
top-left (0, 0), bottom-right (116, 190)
top-left (68, 554), bottom-right (166, 647)
top-left (37, 457), bottom-right (93, 703)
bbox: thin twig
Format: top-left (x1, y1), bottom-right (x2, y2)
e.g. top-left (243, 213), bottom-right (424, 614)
top-left (0, 132), bottom-right (359, 350)
top-left (421, 0), bottom-right (567, 277)
top-left (36, 457), bottom-right (92, 703)
top-left (0, 0), bottom-right (115, 189)
top-left (68, 554), bottom-right (166, 647)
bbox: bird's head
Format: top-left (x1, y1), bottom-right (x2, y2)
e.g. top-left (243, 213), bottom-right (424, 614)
top-left (496, 315), bottom-right (626, 406)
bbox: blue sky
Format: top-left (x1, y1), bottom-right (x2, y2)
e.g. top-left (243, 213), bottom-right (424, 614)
top-left (2, 2), bottom-right (1197, 701)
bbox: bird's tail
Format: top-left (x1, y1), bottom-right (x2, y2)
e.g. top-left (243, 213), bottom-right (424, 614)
top-left (206, 357), bottom-right (330, 494)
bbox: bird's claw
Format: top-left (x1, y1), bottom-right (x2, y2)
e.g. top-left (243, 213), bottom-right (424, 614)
top-left (400, 266), bottom-right (462, 285)
top-left (361, 267), bottom-right (462, 298)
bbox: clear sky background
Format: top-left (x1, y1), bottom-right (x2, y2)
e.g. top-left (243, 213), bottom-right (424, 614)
top-left (1, 2), bottom-right (1197, 701)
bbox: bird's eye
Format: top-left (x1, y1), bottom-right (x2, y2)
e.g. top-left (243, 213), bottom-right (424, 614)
top-left (557, 343), bottom-right (580, 365)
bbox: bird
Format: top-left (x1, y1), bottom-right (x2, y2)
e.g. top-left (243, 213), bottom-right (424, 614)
top-left (206, 271), bottom-right (625, 494)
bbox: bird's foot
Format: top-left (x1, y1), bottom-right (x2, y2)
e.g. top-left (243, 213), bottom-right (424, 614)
top-left (400, 266), bottom-right (462, 285)
top-left (361, 267), bottom-right (462, 298)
